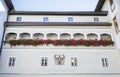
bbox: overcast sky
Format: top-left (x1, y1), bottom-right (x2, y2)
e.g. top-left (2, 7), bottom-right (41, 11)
top-left (11, 0), bottom-right (98, 11)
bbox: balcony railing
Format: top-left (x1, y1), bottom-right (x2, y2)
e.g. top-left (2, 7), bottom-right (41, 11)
top-left (5, 39), bottom-right (114, 47)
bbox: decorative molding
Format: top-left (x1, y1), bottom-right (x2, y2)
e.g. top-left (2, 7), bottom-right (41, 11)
top-left (54, 54), bottom-right (65, 65)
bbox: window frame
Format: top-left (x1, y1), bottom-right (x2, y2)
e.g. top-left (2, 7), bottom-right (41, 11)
top-left (43, 17), bottom-right (49, 22)
top-left (41, 57), bottom-right (48, 67)
top-left (68, 17), bottom-right (73, 22)
top-left (16, 17), bottom-right (22, 21)
top-left (101, 58), bottom-right (109, 67)
top-left (8, 57), bottom-right (16, 67)
top-left (71, 57), bottom-right (78, 67)
top-left (94, 17), bottom-right (99, 22)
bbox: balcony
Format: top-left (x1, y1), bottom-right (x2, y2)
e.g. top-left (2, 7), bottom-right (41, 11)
top-left (3, 32), bottom-right (114, 49)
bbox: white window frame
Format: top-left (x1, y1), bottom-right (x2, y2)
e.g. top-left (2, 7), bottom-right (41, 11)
top-left (71, 57), bottom-right (77, 67)
top-left (94, 17), bottom-right (99, 22)
top-left (43, 17), bottom-right (49, 22)
top-left (16, 17), bottom-right (22, 21)
top-left (101, 58), bottom-right (109, 67)
top-left (41, 57), bottom-right (48, 66)
top-left (68, 17), bottom-right (73, 22)
top-left (8, 57), bottom-right (16, 67)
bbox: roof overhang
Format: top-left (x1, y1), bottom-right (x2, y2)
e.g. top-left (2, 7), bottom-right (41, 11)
top-left (4, 0), bottom-right (14, 11)
top-left (95, 0), bottom-right (105, 12)
top-left (9, 11), bottom-right (108, 16)
top-left (5, 22), bottom-right (112, 26)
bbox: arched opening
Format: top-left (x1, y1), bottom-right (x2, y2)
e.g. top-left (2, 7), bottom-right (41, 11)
top-left (100, 34), bottom-right (112, 40)
top-left (33, 33), bottom-right (44, 40)
top-left (73, 33), bottom-right (84, 40)
top-left (60, 33), bottom-right (71, 40)
top-left (19, 33), bottom-right (30, 39)
top-left (6, 33), bottom-right (17, 41)
top-left (47, 33), bottom-right (58, 40)
top-left (87, 33), bottom-right (98, 40)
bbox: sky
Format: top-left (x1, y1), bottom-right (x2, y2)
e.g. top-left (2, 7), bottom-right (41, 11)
top-left (11, 0), bottom-right (99, 11)
top-left (0, 1), bottom-right (5, 11)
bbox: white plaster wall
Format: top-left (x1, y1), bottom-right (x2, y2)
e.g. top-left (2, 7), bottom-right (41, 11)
top-left (1, 75), bottom-right (120, 77)
top-left (102, 0), bottom-right (120, 49)
top-left (0, 49), bottom-right (120, 74)
top-left (8, 15), bottom-right (110, 22)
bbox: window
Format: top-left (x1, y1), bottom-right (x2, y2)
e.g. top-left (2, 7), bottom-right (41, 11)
top-left (8, 57), bottom-right (16, 67)
top-left (43, 17), bottom-right (49, 22)
top-left (94, 17), bottom-right (99, 22)
top-left (41, 57), bottom-right (48, 66)
top-left (68, 17), bottom-right (73, 22)
top-left (16, 17), bottom-right (22, 21)
top-left (71, 57), bottom-right (77, 67)
top-left (101, 58), bottom-right (109, 67)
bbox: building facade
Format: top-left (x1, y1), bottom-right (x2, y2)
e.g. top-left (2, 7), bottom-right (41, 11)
top-left (0, 0), bottom-right (120, 77)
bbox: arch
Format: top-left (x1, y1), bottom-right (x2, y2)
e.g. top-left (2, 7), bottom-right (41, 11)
top-left (73, 33), bottom-right (84, 40)
top-left (6, 33), bottom-right (17, 41)
top-left (60, 33), bottom-right (71, 40)
top-left (100, 33), bottom-right (112, 40)
top-left (87, 33), bottom-right (98, 40)
top-left (33, 33), bottom-right (44, 39)
top-left (47, 33), bottom-right (58, 40)
top-left (19, 33), bottom-right (30, 39)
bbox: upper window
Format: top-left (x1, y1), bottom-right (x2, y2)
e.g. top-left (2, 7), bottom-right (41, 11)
top-left (16, 17), bottom-right (22, 21)
top-left (43, 17), bottom-right (49, 22)
top-left (94, 17), bottom-right (99, 22)
top-left (68, 17), bottom-right (73, 22)
top-left (8, 57), bottom-right (16, 67)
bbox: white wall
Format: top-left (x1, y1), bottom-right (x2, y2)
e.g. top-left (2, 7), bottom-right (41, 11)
top-left (0, 49), bottom-right (120, 74)
top-left (8, 15), bottom-right (111, 22)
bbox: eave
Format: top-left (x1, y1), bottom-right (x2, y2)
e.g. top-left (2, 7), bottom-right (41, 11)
top-left (5, 22), bottom-right (112, 26)
top-left (8, 11), bottom-right (108, 16)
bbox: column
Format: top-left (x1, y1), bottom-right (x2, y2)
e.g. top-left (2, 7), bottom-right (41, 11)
top-left (71, 34), bottom-right (73, 39)
top-left (57, 34), bottom-right (60, 40)
top-left (16, 33), bottom-right (19, 40)
top-left (84, 34), bottom-right (87, 40)
top-left (44, 34), bottom-right (47, 40)
top-left (30, 33), bottom-right (33, 39)
top-left (98, 34), bottom-right (101, 40)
